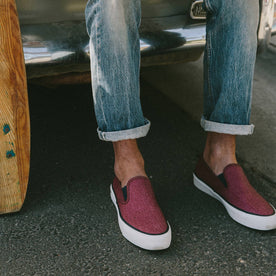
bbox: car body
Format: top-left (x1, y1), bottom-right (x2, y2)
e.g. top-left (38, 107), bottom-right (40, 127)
top-left (16, 0), bottom-right (275, 80)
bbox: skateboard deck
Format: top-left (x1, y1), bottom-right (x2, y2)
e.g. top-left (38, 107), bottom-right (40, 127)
top-left (0, 0), bottom-right (30, 214)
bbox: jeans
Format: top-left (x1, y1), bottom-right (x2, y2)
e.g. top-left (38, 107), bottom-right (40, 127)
top-left (85, 0), bottom-right (259, 141)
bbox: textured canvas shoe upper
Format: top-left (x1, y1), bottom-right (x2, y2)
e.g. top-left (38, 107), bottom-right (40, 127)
top-left (112, 176), bottom-right (169, 234)
top-left (195, 158), bottom-right (274, 216)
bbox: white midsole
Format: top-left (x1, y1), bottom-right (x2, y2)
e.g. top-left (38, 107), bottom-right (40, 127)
top-left (193, 174), bottom-right (276, 231)
top-left (110, 185), bottom-right (172, 250)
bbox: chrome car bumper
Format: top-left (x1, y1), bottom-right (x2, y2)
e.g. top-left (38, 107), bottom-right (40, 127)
top-left (17, 0), bottom-right (204, 79)
top-left (18, 0), bottom-right (275, 79)
top-left (22, 20), bottom-right (206, 79)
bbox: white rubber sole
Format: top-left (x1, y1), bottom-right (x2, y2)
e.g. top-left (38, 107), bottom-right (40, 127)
top-left (193, 174), bottom-right (276, 231)
top-left (110, 185), bottom-right (172, 250)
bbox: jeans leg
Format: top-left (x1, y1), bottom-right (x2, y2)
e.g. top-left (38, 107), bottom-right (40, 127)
top-left (85, 0), bottom-right (150, 142)
top-left (201, 0), bottom-right (259, 135)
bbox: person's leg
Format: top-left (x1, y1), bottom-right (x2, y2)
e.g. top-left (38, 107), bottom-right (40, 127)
top-left (202, 0), bottom-right (258, 173)
top-left (85, 0), bottom-right (148, 187)
top-left (85, 0), bottom-right (171, 249)
top-left (194, 0), bottom-right (276, 230)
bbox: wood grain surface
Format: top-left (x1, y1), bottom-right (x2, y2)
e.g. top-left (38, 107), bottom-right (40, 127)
top-left (0, 0), bottom-right (30, 214)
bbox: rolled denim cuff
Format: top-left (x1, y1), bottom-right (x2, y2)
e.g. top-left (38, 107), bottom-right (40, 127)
top-left (200, 117), bottom-right (254, 135)
top-left (97, 119), bottom-right (151, 142)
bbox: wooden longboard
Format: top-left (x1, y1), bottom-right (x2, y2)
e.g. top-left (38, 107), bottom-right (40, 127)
top-left (0, 0), bottom-right (30, 214)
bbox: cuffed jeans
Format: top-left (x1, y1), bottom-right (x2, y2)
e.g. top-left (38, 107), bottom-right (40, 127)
top-left (85, 0), bottom-right (259, 141)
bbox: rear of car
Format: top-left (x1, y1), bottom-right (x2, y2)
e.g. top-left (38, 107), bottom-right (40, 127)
top-left (16, 0), bottom-right (275, 80)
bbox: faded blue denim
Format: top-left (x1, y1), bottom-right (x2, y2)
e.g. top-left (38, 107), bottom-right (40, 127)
top-left (85, 0), bottom-right (259, 141)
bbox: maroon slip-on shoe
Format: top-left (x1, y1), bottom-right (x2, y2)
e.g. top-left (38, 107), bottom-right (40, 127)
top-left (193, 157), bottom-right (276, 231)
top-left (110, 176), bottom-right (171, 250)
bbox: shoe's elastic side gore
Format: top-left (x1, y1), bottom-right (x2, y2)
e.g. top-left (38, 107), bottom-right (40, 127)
top-left (110, 184), bottom-right (172, 250)
top-left (193, 174), bottom-right (276, 231)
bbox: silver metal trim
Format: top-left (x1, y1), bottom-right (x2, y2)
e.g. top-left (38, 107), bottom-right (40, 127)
top-left (258, 0), bottom-right (275, 40)
top-left (22, 22), bottom-right (206, 78)
top-left (190, 0), bottom-right (207, 20)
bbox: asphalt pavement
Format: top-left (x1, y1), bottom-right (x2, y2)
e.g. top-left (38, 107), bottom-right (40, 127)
top-left (1, 65), bottom-right (275, 275)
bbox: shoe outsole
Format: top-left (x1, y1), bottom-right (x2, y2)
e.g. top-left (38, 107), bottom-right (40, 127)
top-left (193, 174), bottom-right (276, 231)
top-left (110, 184), bottom-right (172, 250)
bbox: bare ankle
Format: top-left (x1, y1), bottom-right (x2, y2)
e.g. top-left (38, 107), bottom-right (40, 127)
top-left (203, 132), bottom-right (237, 175)
top-left (113, 139), bottom-right (147, 187)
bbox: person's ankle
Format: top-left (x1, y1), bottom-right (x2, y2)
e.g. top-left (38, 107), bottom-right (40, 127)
top-left (113, 139), bottom-right (147, 187)
top-left (114, 158), bottom-right (147, 188)
top-left (203, 132), bottom-right (237, 175)
top-left (203, 150), bottom-right (237, 176)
